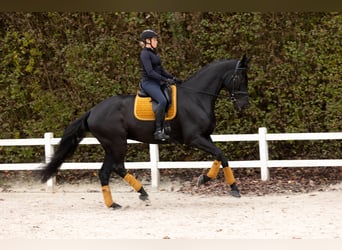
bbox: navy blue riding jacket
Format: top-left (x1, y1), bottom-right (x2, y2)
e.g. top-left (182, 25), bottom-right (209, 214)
top-left (140, 48), bottom-right (173, 83)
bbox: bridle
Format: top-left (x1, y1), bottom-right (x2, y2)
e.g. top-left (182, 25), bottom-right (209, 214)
top-left (220, 60), bottom-right (248, 103)
top-left (177, 60), bottom-right (248, 104)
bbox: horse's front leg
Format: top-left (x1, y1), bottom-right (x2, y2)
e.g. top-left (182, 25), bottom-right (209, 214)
top-left (190, 135), bottom-right (241, 198)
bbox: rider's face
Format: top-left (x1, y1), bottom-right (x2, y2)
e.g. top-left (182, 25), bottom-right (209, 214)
top-left (150, 37), bottom-right (158, 48)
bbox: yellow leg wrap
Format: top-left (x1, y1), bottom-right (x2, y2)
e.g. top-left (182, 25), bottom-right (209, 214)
top-left (124, 173), bottom-right (142, 192)
top-left (207, 160), bottom-right (221, 179)
top-left (223, 166), bottom-right (235, 185)
top-left (101, 185), bottom-right (114, 208)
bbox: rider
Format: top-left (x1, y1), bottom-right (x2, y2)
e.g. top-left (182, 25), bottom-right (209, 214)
top-left (139, 29), bottom-right (182, 141)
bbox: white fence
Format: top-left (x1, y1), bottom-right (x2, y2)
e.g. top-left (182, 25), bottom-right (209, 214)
top-left (1, 127), bottom-right (342, 190)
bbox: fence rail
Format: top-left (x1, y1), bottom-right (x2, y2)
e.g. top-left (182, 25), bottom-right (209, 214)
top-left (1, 127), bottom-right (342, 191)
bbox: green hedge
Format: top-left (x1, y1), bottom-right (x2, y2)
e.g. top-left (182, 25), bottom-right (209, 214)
top-left (0, 12), bottom-right (341, 164)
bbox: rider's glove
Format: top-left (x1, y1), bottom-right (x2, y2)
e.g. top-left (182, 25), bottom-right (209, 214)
top-left (172, 77), bottom-right (183, 84)
top-left (164, 78), bottom-right (175, 85)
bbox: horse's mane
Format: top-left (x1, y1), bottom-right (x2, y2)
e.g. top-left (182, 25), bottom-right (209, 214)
top-left (184, 59), bottom-right (236, 82)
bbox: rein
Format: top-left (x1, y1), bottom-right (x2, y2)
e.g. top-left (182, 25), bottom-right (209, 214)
top-left (176, 85), bottom-right (228, 98)
top-left (177, 61), bottom-right (247, 102)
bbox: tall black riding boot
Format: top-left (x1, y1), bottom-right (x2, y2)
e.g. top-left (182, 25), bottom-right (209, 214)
top-left (153, 106), bottom-right (170, 141)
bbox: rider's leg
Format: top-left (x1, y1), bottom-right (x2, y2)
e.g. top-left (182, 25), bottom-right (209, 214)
top-left (141, 80), bottom-right (169, 140)
top-left (153, 104), bottom-right (169, 140)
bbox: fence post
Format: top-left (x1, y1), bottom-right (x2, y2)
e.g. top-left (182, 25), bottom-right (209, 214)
top-left (258, 127), bottom-right (270, 181)
top-left (149, 144), bottom-right (160, 189)
top-left (44, 132), bottom-right (56, 192)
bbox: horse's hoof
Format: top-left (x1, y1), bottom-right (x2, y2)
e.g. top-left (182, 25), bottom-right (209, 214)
top-left (139, 194), bottom-right (149, 201)
top-left (230, 190), bottom-right (241, 198)
top-left (197, 174), bottom-right (211, 186)
top-left (197, 174), bottom-right (205, 186)
top-left (144, 199), bottom-right (152, 206)
top-left (139, 194), bottom-right (151, 206)
top-left (230, 183), bottom-right (241, 198)
top-left (110, 203), bottom-right (122, 210)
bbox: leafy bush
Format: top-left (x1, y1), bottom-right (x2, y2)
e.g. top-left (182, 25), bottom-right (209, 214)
top-left (0, 12), bottom-right (341, 165)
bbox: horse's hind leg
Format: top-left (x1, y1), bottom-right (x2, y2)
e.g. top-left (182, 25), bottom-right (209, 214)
top-left (112, 163), bottom-right (150, 205)
top-left (99, 154), bottom-right (122, 209)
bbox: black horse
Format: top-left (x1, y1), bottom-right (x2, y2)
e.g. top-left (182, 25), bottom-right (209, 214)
top-left (41, 55), bottom-right (251, 209)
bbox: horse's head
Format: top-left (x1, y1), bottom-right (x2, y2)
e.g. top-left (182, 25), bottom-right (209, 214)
top-left (223, 55), bottom-right (251, 111)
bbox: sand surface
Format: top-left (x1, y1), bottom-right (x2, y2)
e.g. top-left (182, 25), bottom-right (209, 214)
top-left (1, 180), bottom-right (341, 239)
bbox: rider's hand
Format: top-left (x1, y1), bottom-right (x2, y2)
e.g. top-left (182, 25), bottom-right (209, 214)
top-left (164, 78), bottom-right (175, 85)
top-left (172, 77), bottom-right (183, 84)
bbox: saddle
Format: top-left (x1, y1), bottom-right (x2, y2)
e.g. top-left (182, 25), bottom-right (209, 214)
top-left (134, 84), bottom-right (177, 121)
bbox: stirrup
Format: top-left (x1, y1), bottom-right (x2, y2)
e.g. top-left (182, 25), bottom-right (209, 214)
top-left (153, 129), bottom-right (170, 141)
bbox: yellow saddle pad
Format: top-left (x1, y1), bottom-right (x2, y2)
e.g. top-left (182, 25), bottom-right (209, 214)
top-left (134, 85), bottom-right (177, 121)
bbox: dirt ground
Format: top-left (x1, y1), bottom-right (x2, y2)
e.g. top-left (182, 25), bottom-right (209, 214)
top-left (1, 177), bottom-right (342, 240)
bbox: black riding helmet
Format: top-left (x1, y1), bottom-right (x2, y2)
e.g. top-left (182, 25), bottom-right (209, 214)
top-left (140, 29), bottom-right (158, 41)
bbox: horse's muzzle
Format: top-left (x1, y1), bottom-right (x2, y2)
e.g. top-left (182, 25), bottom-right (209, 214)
top-left (233, 96), bottom-right (249, 111)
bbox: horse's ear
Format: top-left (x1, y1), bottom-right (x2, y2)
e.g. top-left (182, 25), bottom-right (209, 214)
top-left (240, 54), bottom-right (252, 68)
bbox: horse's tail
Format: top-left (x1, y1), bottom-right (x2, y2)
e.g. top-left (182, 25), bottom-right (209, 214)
top-left (40, 110), bottom-right (91, 183)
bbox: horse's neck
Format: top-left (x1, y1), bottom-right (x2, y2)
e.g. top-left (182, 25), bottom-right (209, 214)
top-left (185, 60), bottom-right (232, 95)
